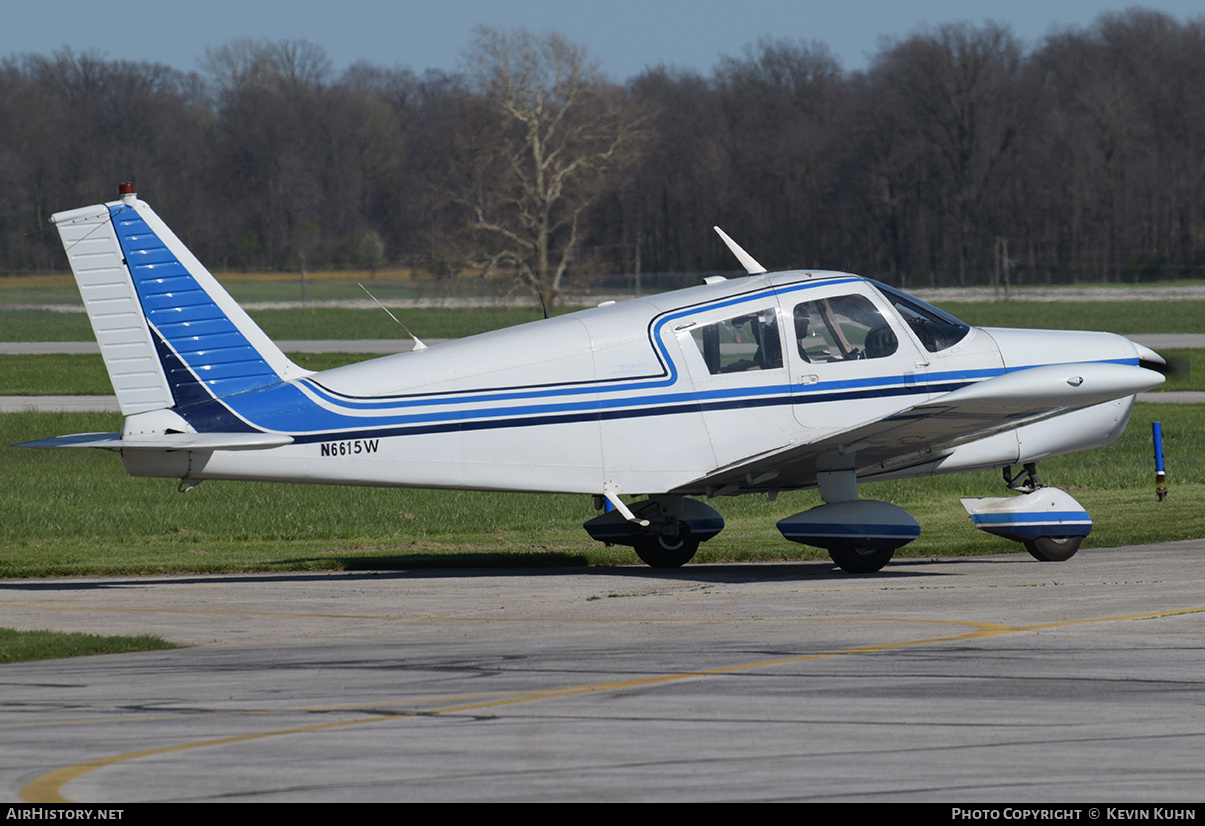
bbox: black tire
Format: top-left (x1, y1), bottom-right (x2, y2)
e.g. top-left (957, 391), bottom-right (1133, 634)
top-left (634, 532), bottom-right (699, 568)
top-left (1023, 535), bottom-right (1082, 562)
top-left (828, 545), bottom-right (894, 574)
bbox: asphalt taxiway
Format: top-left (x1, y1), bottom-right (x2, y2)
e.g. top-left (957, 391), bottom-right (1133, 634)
top-left (3, 543), bottom-right (1205, 803)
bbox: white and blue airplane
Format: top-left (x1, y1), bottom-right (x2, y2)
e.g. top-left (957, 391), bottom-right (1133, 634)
top-left (19, 185), bottom-right (1167, 572)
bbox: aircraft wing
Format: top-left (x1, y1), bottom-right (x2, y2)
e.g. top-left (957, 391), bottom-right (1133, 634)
top-left (683, 361), bottom-right (1162, 493)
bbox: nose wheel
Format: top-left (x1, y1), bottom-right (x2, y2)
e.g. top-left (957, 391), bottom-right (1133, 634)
top-left (963, 484), bottom-right (1091, 562)
top-left (1024, 535), bottom-right (1083, 562)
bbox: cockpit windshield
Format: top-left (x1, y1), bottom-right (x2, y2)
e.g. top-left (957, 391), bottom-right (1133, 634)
top-left (869, 280), bottom-right (970, 353)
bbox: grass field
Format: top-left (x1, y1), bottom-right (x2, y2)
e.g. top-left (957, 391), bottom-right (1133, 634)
top-left (4, 297), bottom-right (1205, 341)
top-left (0, 628), bottom-right (176, 662)
top-left (2, 283), bottom-right (1202, 577)
top-left (5, 270), bottom-right (1205, 307)
top-left (1, 294), bottom-right (1199, 395)
top-left (2, 348), bottom-right (1197, 397)
top-left (0, 305), bottom-right (560, 342)
top-left (2, 404), bottom-right (1200, 577)
top-left (0, 270), bottom-right (522, 306)
top-left (0, 353), bottom-right (372, 395)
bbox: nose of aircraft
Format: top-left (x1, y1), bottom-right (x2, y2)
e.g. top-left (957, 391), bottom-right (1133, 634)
top-left (983, 326), bottom-right (1163, 378)
top-left (1122, 339), bottom-right (1169, 393)
top-left (1131, 341), bottom-right (1168, 372)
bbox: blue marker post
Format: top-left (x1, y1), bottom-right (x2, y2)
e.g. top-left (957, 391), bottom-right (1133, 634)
top-left (1153, 421), bottom-right (1168, 502)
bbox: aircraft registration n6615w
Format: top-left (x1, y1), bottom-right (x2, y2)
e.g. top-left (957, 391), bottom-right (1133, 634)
top-left (19, 184), bottom-right (1167, 572)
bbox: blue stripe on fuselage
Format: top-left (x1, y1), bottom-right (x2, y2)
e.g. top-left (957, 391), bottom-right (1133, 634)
top-left (150, 267), bottom-right (1137, 443)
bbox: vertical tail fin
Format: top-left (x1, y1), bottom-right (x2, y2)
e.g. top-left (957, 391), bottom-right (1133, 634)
top-left (51, 185), bottom-right (309, 416)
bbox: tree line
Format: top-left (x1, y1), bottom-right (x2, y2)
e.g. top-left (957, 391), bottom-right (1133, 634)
top-left (2, 7), bottom-right (1203, 303)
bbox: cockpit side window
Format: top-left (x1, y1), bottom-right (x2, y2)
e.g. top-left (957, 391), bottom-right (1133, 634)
top-left (793, 294), bottom-right (898, 362)
top-left (870, 281), bottom-right (970, 353)
top-left (689, 308), bottom-right (783, 375)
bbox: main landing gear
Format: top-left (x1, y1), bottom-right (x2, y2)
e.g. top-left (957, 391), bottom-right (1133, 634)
top-left (586, 462), bottom-right (1092, 572)
top-left (776, 498), bottom-right (920, 574)
top-left (826, 545), bottom-right (898, 574)
top-left (633, 532), bottom-right (700, 569)
top-left (583, 495), bottom-right (724, 568)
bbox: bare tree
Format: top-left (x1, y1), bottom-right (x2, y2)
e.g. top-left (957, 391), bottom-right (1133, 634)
top-left (870, 23), bottom-right (1027, 286)
top-left (452, 27), bottom-right (647, 308)
top-left (713, 38), bottom-right (844, 269)
top-left (201, 38), bottom-right (331, 94)
top-left (201, 39), bottom-right (337, 269)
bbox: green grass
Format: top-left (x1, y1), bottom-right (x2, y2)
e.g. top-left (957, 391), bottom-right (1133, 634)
top-left (0, 306), bottom-right (572, 342)
top-left (1, 347), bottom-right (1196, 400)
top-left (939, 301), bottom-right (1205, 334)
top-left (5, 298), bottom-right (1202, 343)
top-left (0, 274), bottom-right (85, 305)
top-left (2, 290), bottom-right (1201, 575)
top-left (1, 405), bottom-right (1200, 577)
top-left (0, 354), bottom-right (113, 395)
top-left (1145, 349), bottom-right (1198, 392)
top-left (0, 271), bottom-right (534, 306)
top-left (252, 306), bottom-right (567, 340)
top-left (0, 628), bottom-right (177, 663)
top-left (0, 353), bottom-right (374, 395)
top-left (0, 310), bottom-right (96, 341)
top-left (954, 278), bottom-right (1205, 291)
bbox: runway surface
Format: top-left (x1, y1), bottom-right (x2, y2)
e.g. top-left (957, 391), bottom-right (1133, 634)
top-left (3, 543), bottom-right (1205, 803)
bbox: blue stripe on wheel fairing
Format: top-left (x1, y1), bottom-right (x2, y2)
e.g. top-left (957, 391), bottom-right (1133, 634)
top-left (970, 512), bottom-right (1091, 525)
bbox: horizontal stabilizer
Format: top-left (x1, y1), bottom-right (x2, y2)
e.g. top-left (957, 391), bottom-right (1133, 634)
top-left (15, 432), bottom-right (294, 451)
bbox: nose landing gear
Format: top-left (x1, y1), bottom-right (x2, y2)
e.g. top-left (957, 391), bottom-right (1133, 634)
top-left (963, 467), bottom-right (1092, 561)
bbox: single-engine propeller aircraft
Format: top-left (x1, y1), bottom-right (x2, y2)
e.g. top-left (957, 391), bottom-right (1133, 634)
top-left (19, 185), bottom-right (1167, 572)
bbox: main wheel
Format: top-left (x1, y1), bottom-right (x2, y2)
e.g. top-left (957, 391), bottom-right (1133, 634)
top-left (1023, 535), bottom-right (1082, 562)
top-left (828, 545), bottom-right (894, 574)
top-left (633, 532), bottom-right (699, 568)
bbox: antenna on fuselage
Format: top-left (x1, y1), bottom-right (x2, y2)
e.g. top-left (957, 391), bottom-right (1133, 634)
top-left (713, 226), bottom-right (767, 275)
top-left (358, 283), bottom-right (427, 352)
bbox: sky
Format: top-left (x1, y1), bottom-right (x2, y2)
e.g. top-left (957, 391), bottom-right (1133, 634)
top-left (3, 0), bottom-right (1202, 80)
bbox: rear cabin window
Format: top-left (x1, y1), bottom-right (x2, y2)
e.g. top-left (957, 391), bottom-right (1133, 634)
top-left (792, 294), bottom-right (898, 362)
top-left (689, 308), bottom-right (783, 375)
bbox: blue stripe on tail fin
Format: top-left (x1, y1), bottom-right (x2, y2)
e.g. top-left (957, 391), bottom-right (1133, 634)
top-left (108, 203), bottom-right (288, 400)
